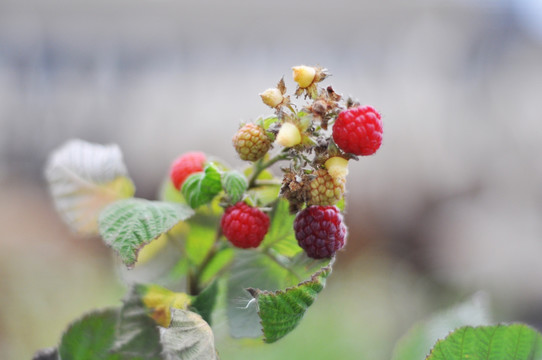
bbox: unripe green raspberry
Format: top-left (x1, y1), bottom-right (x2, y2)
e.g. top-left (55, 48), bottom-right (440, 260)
top-left (307, 169), bottom-right (345, 206)
top-left (233, 123), bottom-right (271, 162)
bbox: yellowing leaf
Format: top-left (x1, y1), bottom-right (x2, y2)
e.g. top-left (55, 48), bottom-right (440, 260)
top-left (141, 285), bottom-right (191, 328)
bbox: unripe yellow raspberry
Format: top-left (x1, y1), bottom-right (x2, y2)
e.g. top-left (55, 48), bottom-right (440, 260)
top-left (259, 88), bottom-right (284, 108)
top-left (292, 65), bottom-right (316, 88)
top-left (276, 122), bottom-right (302, 147)
top-left (233, 123), bottom-right (271, 162)
top-left (324, 157), bottom-right (349, 179)
top-left (307, 169), bottom-right (345, 206)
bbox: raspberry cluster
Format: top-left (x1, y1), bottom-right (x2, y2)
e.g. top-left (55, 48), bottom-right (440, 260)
top-left (227, 65), bottom-right (382, 258)
top-left (173, 65), bottom-right (382, 259)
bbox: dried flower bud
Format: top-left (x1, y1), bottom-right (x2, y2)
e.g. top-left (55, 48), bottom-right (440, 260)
top-left (259, 88), bottom-right (284, 108)
top-left (276, 122), bottom-right (302, 147)
top-left (292, 65), bottom-right (317, 88)
top-left (325, 157), bottom-right (349, 179)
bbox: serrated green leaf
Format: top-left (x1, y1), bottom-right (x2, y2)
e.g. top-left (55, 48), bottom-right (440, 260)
top-left (427, 324), bottom-right (542, 360)
top-left (222, 171), bottom-right (248, 204)
top-left (226, 250), bottom-right (330, 339)
top-left (261, 199), bottom-right (302, 257)
top-left (254, 265), bottom-right (332, 343)
top-left (191, 281), bottom-right (219, 325)
top-left (160, 309), bottom-right (219, 360)
top-left (112, 287), bottom-right (163, 359)
top-left (392, 293), bottom-right (491, 360)
top-left (58, 308), bottom-right (120, 360)
top-left (182, 164), bottom-right (222, 209)
top-left (99, 199), bottom-right (194, 267)
top-left (45, 139), bottom-right (135, 235)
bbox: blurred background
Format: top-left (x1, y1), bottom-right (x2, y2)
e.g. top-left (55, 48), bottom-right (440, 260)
top-left (1, 0), bottom-right (542, 358)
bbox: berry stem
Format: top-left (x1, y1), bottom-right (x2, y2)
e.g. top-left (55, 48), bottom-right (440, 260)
top-left (248, 152), bottom-right (289, 189)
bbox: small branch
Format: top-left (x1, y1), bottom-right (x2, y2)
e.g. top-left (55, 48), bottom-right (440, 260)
top-left (248, 152), bottom-right (289, 189)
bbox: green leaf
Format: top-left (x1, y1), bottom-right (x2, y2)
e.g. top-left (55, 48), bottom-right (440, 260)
top-left (392, 292), bottom-right (491, 360)
top-left (45, 139), bottom-right (135, 235)
top-left (190, 281), bottom-right (219, 325)
top-left (99, 199), bottom-right (194, 267)
top-left (112, 286), bottom-right (163, 359)
top-left (263, 116), bottom-right (279, 130)
top-left (160, 309), bottom-right (219, 360)
top-left (58, 308), bottom-right (120, 360)
top-left (427, 324), bottom-right (542, 360)
top-left (253, 264), bottom-right (332, 343)
top-left (200, 247), bottom-right (234, 285)
top-left (226, 250), bottom-right (331, 339)
top-left (261, 198), bottom-right (302, 257)
top-left (222, 170), bottom-right (248, 203)
top-left (181, 164), bottom-right (222, 209)
top-left (185, 221), bottom-right (216, 266)
top-left (248, 184), bottom-right (281, 206)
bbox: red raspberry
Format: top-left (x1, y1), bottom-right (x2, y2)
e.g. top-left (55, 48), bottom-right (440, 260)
top-left (232, 123), bottom-right (271, 162)
top-left (332, 105), bottom-right (383, 156)
top-left (170, 152), bottom-right (206, 190)
top-left (307, 169), bottom-right (345, 206)
top-left (294, 206), bottom-right (347, 259)
top-left (221, 202), bottom-right (270, 249)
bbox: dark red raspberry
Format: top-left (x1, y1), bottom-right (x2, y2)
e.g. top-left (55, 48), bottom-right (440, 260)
top-left (332, 105), bottom-right (383, 156)
top-left (221, 202), bottom-right (270, 249)
top-left (294, 206), bottom-right (347, 259)
top-left (170, 152), bottom-right (206, 190)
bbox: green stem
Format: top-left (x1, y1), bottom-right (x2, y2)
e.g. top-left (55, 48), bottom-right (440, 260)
top-left (248, 152), bottom-right (289, 189)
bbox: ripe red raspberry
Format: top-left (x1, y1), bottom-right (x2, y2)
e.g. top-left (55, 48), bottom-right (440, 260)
top-left (221, 202), bottom-right (270, 249)
top-left (307, 169), bottom-right (345, 206)
top-left (332, 105), bottom-right (383, 156)
top-left (232, 123), bottom-right (271, 162)
top-left (294, 205), bottom-right (347, 259)
top-left (170, 152), bottom-right (206, 190)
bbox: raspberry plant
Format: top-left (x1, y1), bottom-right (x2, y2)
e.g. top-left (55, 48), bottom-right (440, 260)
top-left (37, 66), bottom-right (542, 360)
